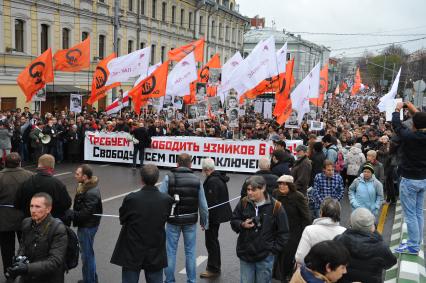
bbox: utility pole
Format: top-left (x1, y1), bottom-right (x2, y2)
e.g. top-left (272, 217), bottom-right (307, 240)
top-left (381, 54), bottom-right (387, 94)
top-left (112, 0), bottom-right (120, 101)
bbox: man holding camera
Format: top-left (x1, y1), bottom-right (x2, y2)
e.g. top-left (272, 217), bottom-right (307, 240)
top-left (231, 175), bottom-right (289, 283)
top-left (6, 192), bottom-right (68, 283)
top-left (159, 153), bottom-right (209, 283)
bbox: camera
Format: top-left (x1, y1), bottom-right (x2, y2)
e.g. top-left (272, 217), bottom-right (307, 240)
top-left (13, 256), bottom-right (29, 265)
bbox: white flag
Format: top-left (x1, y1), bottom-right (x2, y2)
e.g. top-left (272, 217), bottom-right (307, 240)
top-left (166, 52), bottom-right (197, 97)
top-left (218, 52), bottom-right (243, 103)
top-left (307, 63), bottom-right (321, 98)
top-left (106, 91), bottom-right (129, 115)
top-left (276, 42), bottom-right (287, 74)
top-left (240, 36), bottom-right (278, 91)
top-left (106, 47), bottom-right (151, 86)
top-left (378, 67), bottom-right (401, 112)
top-left (134, 61), bottom-right (162, 86)
top-left (290, 64), bottom-right (321, 125)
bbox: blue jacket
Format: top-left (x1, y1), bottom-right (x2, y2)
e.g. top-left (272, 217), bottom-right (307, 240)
top-left (348, 174), bottom-right (383, 216)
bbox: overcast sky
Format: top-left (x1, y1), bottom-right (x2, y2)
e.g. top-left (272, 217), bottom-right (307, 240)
top-left (238, 0), bottom-right (426, 57)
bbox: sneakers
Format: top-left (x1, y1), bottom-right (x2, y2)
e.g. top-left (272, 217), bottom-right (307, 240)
top-left (394, 243), bottom-right (419, 255)
top-left (200, 270), bottom-right (220, 278)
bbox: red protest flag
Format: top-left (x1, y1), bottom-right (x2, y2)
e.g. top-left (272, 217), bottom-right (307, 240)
top-left (168, 38), bottom-right (204, 62)
top-left (339, 81), bottom-right (348, 93)
top-left (310, 64), bottom-right (328, 106)
top-left (128, 61), bottom-right (169, 115)
top-left (17, 48), bottom-right (54, 102)
top-left (276, 99), bottom-right (293, 126)
top-left (351, 67), bottom-right (362, 95)
top-left (273, 58), bottom-right (295, 117)
top-left (88, 53), bottom-right (120, 105)
top-left (54, 37), bottom-right (90, 72)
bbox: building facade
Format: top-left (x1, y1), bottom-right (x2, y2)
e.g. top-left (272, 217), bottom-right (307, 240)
top-left (243, 27), bottom-right (330, 85)
top-left (0, 0), bottom-right (248, 112)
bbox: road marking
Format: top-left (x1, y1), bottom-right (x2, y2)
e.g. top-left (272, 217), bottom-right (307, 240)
top-left (102, 182), bottom-right (162, 203)
top-left (377, 203), bottom-right (389, 234)
top-left (54, 172), bottom-right (72, 177)
top-left (99, 164), bottom-right (110, 167)
top-left (179, 256), bottom-right (208, 274)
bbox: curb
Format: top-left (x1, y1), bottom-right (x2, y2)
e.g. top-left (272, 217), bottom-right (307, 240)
top-left (385, 201), bottom-right (426, 283)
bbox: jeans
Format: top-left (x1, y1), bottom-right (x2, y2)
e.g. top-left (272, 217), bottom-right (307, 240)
top-left (0, 231), bottom-right (21, 275)
top-left (56, 140), bottom-right (64, 163)
top-left (122, 267), bottom-right (163, 283)
top-left (205, 223), bottom-right (221, 273)
top-left (240, 254), bottom-right (275, 283)
top-left (164, 223), bottom-right (197, 283)
top-left (400, 177), bottom-right (426, 251)
top-left (132, 147), bottom-right (145, 167)
top-left (78, 226), bottom-right (99, 283)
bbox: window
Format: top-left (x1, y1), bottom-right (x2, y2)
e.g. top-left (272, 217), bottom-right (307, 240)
top-left (199, 16), bottom-right (203, 34)
top-left (40, 24), bottom-right (49, 53)
top-left (225, 25), bottom-right (229, 41)
top-left (230, 2), bottom-right (234, 10)
top-left (188, 12), bottom-right (193, 30)
top-left (211, 20), bottom-right (215, 38)
top-left (140, 0), bottom-right (145, 15)
top-left (15, 19), bottom-right (24, 52)
top-left (117, 38), bottom-right (121, 56)
top-left (180, 9), bottom-right (184, 26)
top-left (98, 35), bottom-right (105, 59)
top-left (150, 44), bottom-right (156, 64)
top-left (171, 5), bottom-right (176, 24)
top-left (152, 0), bottom-right (156, 19)
top-left (128, 0), bottom-right (133, 11)
top-left (161, 46), bottom-right (165, 62)
top-left (161, 2), bottom-right (166, 21)
top-left (62, 28), bottom-right (70, 49)
top-left (140, 42), bottom-right (145, 49)
top-left (128, 40), bottom-right (134, 53)
top-left (219, 23), bottom-right (223, 39)
top-left (82, 31), bottom-right (89, 41)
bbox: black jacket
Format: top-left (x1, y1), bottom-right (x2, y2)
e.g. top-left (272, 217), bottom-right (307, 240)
top-left (241, 170), bottom-right (278, 197)
top-left (231, 195), bottom-right (289, 262)
top-left (335, 229), bottom-right (397, 283)
top-left (18, 215), bottom-right (68, 283)
top-left (271, 161), bottom-right (291, 177)
top-left (167, 167), bottom-right (200, 225)
top-left (131, 126), bottom-right (152, 148)
top-left (392, 112), bottom-right (426, 179)
top-left (72, 176), bottom-right (103, 228)
top-left (110, 186), bottom-right (173, 271)
top-left (310, 151), bottom-right (325, 186)
top-left (15, 169), bottom-right (72, 224)
top-left (203, 171), bottom-right (232, 224)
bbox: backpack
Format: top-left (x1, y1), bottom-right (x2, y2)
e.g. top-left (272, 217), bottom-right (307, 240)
top-left (241, 196), bottom-right (282, 216)
top-left (49, 219), bottom-right (80, 272)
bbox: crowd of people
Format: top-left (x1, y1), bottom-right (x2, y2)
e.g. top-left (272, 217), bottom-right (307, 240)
top-left (0, 92), bottom-right (425, 283)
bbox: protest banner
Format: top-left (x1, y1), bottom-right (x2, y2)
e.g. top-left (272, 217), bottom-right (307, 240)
top-left (84, 132), bottom-right (302, 173)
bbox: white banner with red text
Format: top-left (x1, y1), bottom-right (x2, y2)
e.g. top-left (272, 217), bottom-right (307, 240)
top-left (84, 132), bottom-right (302, 173)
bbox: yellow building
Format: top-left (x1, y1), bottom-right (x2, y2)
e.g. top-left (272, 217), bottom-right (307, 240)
top-left (0, 0), bottom-right (248, 113)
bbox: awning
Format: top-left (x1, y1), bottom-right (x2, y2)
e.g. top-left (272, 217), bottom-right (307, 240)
top-left (46, 85), bottom-right (89, 96)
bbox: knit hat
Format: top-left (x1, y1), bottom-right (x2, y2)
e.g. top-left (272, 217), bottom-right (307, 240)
top-left (354, 143), bottom-right (362, 149)
top-left (362, 163), bottom-right (375, 174)
top-left (413, 112), bottom-right (426, 130)
top-left (277, 175), bottom-right (294, 183)
top-left (350, 208), bottom-right (375, 233)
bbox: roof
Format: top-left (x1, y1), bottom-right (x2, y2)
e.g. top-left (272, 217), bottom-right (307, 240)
top-left (46, 85), bottom-right (89, 96)
top-left (244, 27), bottom-right (330, 51)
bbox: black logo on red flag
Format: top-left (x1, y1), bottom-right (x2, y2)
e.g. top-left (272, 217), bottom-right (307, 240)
top-left (28, 62), bottom-right (46, 84)
top-left (66, 49), bottom-right (82, 66)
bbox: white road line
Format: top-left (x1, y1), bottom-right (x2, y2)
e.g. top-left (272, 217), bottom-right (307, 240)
top-left (102, 182), bottom-right (162, 203)
top-left (179, 256), bottom-right (208, 274)
top-left (54, 172), bottom-right (72, 177)
top-left (99, 164), bottom-right (110, 167)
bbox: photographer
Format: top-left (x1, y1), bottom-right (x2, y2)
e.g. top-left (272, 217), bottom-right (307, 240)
top-left (7, 193), bottom-right (68, 283)
top-left (231, 175), bottom-right (289, 283)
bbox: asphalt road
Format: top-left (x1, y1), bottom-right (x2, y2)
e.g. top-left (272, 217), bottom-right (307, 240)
top-left (0, 162), bottom-right (396, 283)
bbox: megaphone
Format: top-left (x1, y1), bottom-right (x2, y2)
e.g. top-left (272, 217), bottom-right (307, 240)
top-left (41, 134), bottom-right (51, 144)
